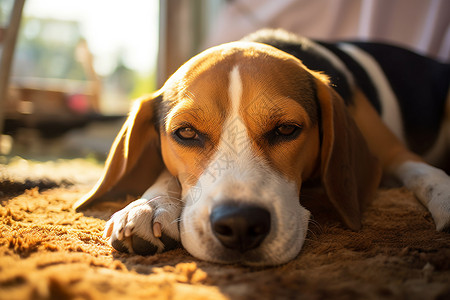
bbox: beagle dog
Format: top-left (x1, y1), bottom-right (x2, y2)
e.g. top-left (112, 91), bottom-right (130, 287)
top-left (74, 29), bottom-right (450, 266)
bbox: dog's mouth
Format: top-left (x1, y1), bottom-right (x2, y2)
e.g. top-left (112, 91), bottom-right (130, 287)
top-left (179, 194), bottom-right (311, 266)
top-left (180, 224), bottom-right (275, 266)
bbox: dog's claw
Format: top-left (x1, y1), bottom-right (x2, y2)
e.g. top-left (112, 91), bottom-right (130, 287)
top-left (103, 220), bottom-right (114, 239)
top-left (124, 226), bottom-right (133, 237)
top-left (153, 222), bottom-right (162, 238)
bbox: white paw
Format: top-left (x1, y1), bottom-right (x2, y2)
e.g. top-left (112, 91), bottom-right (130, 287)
top-left (397, 162), bottom-right (450, 231)
top-left (104, 196), bottom-right (182, 255)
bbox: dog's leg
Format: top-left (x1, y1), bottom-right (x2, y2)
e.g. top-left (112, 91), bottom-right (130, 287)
top-left (103, 169), bottom-right (183, 255)
top-left (350, 90), bottom-right (450, 231)
top-left (393, 93), bottom-right (450, 231)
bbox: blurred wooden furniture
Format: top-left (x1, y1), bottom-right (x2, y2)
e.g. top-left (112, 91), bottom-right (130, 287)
top-left (0, 0), bottom-right (25, 137)
top-left (157, 0), bottom-right (221, 86)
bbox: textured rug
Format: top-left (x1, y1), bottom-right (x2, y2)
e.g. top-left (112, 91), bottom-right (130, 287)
top-left (1, 158), bottom-right (450, 300)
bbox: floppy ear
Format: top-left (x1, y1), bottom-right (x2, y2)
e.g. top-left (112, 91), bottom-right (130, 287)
top-left (73, 91), bottom-right (165, 210)
top-left (315, 78), bottom-right (382, 230)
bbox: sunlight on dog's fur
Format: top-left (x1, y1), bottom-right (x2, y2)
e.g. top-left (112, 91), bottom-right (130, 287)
top-left (74, 29), bottom-right (450, 266)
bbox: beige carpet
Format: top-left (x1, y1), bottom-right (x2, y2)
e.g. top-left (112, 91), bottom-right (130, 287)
top-left (1, 159), bottom-right (450, 300)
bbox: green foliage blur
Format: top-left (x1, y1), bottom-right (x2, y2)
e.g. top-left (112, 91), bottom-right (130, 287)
top-left (12, 17), bottom-right (156, 104)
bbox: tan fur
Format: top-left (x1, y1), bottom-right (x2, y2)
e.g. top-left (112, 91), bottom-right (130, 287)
top-left (316, 81), bottom-right (381, 230)
top-left (348, 88), bottom-right (423, 174)
top-left (73, 92), bottom-right (165, 209)
top-left (75, 42), bottom-right (383, 230)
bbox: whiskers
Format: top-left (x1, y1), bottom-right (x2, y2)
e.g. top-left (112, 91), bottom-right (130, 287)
top-left (287, 218), bottom-right (323, 244)
top-left (171, 217), bottom-right (183, 225)
top-left (308, 217), bottom-right (323, 233)
top-left (146, 195), bottom-right (184, 206)
top-left (143, 195), bottom-right (185, 226)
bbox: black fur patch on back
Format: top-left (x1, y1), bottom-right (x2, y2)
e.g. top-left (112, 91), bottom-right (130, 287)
top-left (242, 30), bottom-right (355, 106)
top-left (352, 42), bottom-right (450, 154)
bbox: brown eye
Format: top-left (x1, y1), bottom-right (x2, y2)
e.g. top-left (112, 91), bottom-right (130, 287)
top-left (175, 127), bottom-right (198, 140)
top-left (275, 124), bottom-right (298, 136)
top-left (266, 123), bottom-right (302, 145)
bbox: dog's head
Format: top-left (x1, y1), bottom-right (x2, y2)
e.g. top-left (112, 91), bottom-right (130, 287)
top-left (75, 42), bottom-right (380, 266)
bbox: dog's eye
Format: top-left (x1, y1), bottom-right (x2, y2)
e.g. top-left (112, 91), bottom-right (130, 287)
top-left (175, 127), bottom-right (198, 140)
top-left (266, 123), bottom-right (302, 144)
top-left (275, 124), bottom-right (298, 136)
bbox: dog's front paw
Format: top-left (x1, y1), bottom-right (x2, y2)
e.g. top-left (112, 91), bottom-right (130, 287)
top-left (103, 197), bottom-right (182, 255)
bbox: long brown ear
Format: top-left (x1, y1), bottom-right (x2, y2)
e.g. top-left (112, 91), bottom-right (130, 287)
top-left (73, 91), bottom-right (165, 210)
top-left (315, 78), bottom-right (382, 230)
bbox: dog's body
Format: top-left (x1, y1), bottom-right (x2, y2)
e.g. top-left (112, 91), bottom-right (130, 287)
top-left (74, 29), bottom-right (450, 266)
top-left (245, 31), bottom-right (450, 161)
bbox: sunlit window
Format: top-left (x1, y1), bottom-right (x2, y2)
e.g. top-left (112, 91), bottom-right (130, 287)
top-left (11, 0), bottom-right (159, 115)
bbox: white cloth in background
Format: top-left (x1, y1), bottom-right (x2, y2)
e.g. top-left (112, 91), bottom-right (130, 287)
top-left (205, 0), bottom-right (450, 61)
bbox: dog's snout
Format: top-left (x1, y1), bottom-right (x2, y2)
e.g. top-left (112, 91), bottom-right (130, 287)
top-left (210, 203), bottom-right (271, 252)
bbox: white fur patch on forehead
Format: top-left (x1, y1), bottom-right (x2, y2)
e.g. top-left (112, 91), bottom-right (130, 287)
top-left (222, 65), bottom-right (249, 157)
top-left (229, 66), bottom-right (243, 115)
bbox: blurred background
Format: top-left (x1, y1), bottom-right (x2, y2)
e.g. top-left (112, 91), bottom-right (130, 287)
top-left (0, 0), bottom-right (448, 164)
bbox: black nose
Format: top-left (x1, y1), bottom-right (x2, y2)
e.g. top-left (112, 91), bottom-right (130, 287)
top-left (210, 203), bottom-right (271, 252)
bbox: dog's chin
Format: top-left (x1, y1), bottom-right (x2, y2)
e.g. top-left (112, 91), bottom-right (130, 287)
top-left (181, 240), bottom-right (302, 267)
